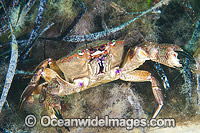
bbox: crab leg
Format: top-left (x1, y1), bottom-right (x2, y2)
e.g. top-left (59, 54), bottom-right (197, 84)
top-left (40, 86), bottom-right (62, 116)
top-left (40, 86), bottom-right (70, 131)
top-left (120, 70), bottom-right (164, 118)
top-left (151, 76), bottom-right (164, 118)
top-left (154, 62), bottom-right (170, 92)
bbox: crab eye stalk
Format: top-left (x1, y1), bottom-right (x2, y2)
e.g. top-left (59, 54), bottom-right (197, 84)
top-left (111, 40), bottom-right (116, 46)
top-left (77, 50), bottom-right (84, 56)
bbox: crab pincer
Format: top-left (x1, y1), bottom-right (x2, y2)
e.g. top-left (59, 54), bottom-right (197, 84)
top-left (19, 58), bottom-right (53, 109)
top-left (19, 68), bottom-right (44, 110)
top-left (176, 50), bottom-right (196, 70)
top-left (176, 50), bottom-right (196, 104)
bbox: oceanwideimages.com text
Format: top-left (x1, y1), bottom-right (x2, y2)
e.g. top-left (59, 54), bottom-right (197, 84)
top-left (25, 115), bottom-right (176, 129)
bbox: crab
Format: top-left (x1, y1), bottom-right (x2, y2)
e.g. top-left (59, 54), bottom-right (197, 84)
top-left (20, 40), bottom-right (190, 119)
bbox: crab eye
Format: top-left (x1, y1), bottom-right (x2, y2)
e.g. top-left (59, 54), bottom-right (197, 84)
top-left (111, 40), bottom-right (116, 46)
top-left (78, 50), bottom-right (84, 56)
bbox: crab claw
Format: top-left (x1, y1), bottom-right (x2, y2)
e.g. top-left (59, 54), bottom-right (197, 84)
top-left (175, 51), bottom-right (196, 104)
top-left (19, 68), bottom-right (44, 110)
top-left (175, 51), bottom-right (196, 71)
top-left (20, 59), bottom-right (53, 110)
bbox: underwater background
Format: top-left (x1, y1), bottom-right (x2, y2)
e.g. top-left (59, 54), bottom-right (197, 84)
top-left (0, 0), bottom-right (200, 132)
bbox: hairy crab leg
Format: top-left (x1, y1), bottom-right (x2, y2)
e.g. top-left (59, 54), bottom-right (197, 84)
top-left (120, 70), bottom-right (164, 118)
top-left (39, 84), bottom-right (70, 131)
top-left (151, 76), bottom-right (164, 118)
top-left (41, 86), bottom-right (62, 116)
top-left (153, 62), bottom-right (170, 98)
top-left (20, 61), bottom-right (80, 109)
top-left (19, 58), bottom-right (76, 110)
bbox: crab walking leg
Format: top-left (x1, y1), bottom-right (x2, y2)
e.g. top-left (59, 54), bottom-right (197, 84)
top-left (39, 85), bottom-right (70, 131)
top-left (120, 70), bottom-right (164, 118)
top-left (151, 76), bottom-right (164, 118)
top-left (154, 62), bottom-right (170, 91)
top-left (39, 85), bottom-right (62, 118)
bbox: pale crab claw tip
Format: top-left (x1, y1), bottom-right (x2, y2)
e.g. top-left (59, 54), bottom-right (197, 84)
top-left (176, 51), bottom-right (196, 64)
top-left (175, 51), bottom-right (197, 70)
top-left (19, 85), bottom-right (37, 110)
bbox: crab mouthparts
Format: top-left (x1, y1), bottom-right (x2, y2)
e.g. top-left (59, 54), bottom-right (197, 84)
top-left (98, 57), bottom-right (104, 74)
